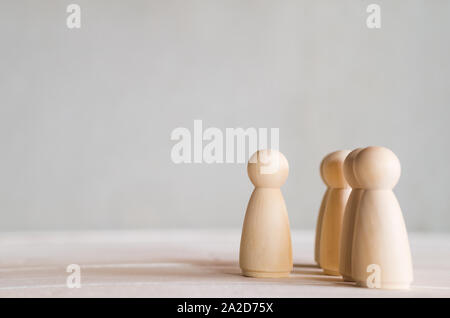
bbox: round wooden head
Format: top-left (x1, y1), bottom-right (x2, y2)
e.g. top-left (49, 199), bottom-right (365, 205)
top-left (354, 146), bottom-right (401, 190)
top-left (343, 148), bottom-right (363, 188)
top-left (321, 150), bottom-right (351, 188)
top-left (247, 149), bottom-right (289, 188)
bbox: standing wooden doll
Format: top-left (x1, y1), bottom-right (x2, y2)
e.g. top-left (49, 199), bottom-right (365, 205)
top-left (239, 149), bottom-right (293, 278)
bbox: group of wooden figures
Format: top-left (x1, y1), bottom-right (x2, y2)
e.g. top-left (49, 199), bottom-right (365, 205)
top-left (239, 147), bottom-right (413, 289)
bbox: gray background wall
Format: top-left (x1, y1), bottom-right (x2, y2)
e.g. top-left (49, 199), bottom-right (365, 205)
top-left (0, 0), bottom-right (449, 232)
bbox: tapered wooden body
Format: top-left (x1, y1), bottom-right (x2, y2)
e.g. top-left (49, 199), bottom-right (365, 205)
top-left (239, 188), bottom-right (293, 277)
top-left (314, 189), bottom-right (329, 265)
top-left (352, 190), bottom-right (413, 289)
top-left (351, 146), bottom-right (413, 289)
top-left (239, 149), bottom-right (292, 278)
top-left (317, 150), bottom-right (350, 275)
top-left (319, 188), bottom-right (350, 275)
top-left (338, 148), bottom-right (363, 281)
top-left (339, 188), bottom-right (363, 281)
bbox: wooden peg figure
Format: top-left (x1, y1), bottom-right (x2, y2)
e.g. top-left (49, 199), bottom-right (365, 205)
top-left (239, 149), bottom-right (293, 278)
top-left (314, 158), bottom-right (329, 266)
top-left (319, 150), bottom-right (351, 276)
top-left (351, 146), bottom-right (413, 289)
top-left (339, 148), bottom-right (364, 281)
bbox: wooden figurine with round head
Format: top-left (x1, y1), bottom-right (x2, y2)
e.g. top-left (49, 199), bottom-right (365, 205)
top-left (319, 150), bottom-right (351, 276)
top-left (314, 157), bottom-right (330, 266)
top-left (239, 149), bottom-right (293, 278)
top-left (339, 148), bottom-right (364, 281)
top-left (351, 146), bottom-right (413, 289)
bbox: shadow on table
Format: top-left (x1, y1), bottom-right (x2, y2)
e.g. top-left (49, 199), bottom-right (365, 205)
top-left (292, 262), bottom-right (328, 276)
top-left (80, 258), bottom-right (356, 289)
top-left (293, 263), bottom-right (320, 269)
top-left (81, 258), bottom-right (240, 280)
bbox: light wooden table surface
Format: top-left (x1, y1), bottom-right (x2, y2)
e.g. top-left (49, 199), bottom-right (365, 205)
top-left (0, 230), bottom-right (449, 298)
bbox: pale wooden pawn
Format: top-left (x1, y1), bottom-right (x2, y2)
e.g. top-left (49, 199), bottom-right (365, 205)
top-left (239, 149), bottom-right (293, 278)
top-left (319, 150), bottom-right (351, 276)
top-left (351, 146), bottom-right (413, 289)
top-left (339, 148), bottom-right (364, 282)
top-left (314, 158), bottom-right (329, 266)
